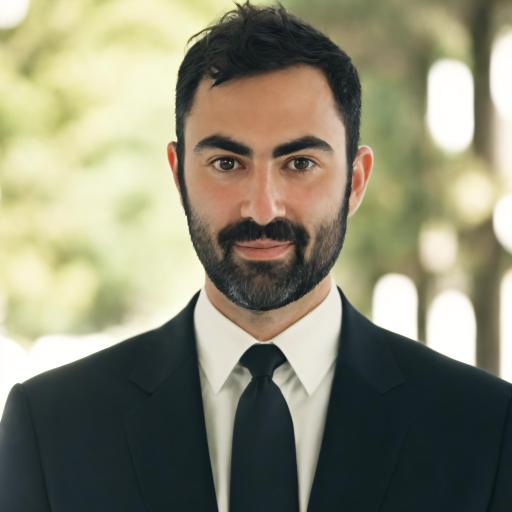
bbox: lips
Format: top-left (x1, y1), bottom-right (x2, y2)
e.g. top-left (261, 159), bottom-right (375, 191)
top-left (233, 240), bottom-right (294, 260)
top-left (235, 239), bottom-right (292, 249)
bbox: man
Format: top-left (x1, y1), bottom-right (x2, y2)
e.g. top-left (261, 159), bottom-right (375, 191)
top-left (1, 2), bottom-right (511, 511)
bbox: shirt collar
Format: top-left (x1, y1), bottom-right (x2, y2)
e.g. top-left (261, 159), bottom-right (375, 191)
top-left (194, 275), bottom-right (342, 396)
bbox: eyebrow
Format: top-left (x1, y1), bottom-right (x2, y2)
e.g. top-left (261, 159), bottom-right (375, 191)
top-left (193, 134), bottom-right (334, 158)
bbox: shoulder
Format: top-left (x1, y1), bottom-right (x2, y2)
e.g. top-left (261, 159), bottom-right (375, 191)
top-left (25, 290), bottom-right (200, 389)
top-left (20, 322), bottom-right (167, 405)
top-left (22, 290), bottom-right (201, 394)
top-left (18, 290), bottom-right (199, 410)
top-left (339, 287), bottom-right (512, 403)
top-left (376, 323), bottom-right (512, 404)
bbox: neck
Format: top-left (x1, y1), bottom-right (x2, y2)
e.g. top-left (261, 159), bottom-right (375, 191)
top-left (204, 274), bottom-right (333, 341)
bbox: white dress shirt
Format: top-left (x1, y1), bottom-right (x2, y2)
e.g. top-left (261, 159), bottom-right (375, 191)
top-left (193, 275), bottom-right (342, 512)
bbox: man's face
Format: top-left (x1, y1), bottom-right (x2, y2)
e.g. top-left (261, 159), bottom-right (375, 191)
top-left (176, 65), bottom-right (351, 311)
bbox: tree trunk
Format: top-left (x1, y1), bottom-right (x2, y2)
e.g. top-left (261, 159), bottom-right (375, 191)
top-left (467, 0), bottom-right (503, 375)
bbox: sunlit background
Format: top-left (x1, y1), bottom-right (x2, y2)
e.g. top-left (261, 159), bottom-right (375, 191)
top-left (1, 0), bottom-right (512, 415)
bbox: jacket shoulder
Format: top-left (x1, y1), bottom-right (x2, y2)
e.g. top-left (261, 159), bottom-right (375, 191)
top-left (21, 324), bottom-right (161, 397)
top-left (377, 323), bottom-right (512, 398)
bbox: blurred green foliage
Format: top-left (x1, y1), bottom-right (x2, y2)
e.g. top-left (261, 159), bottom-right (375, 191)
top-left (0, 0), bottom-right (236, 341)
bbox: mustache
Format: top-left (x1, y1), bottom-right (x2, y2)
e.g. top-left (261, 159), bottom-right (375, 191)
top-left (218, 218), bottom-right (310, 248)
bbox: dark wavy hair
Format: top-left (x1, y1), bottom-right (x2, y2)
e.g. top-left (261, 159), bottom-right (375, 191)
top-left (174, 1), bottom-right (361, 198)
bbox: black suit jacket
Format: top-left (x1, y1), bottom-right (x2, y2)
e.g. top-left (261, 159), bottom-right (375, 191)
top-left (1, 287), bottom-right (511, 511)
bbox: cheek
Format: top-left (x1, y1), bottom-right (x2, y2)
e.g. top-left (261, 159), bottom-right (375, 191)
top-left (290, 176), bottom-right (344, 223)
top-left (186, 172), bottom-right (237, 225)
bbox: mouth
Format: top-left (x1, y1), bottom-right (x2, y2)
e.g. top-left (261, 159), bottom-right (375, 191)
top-left (233, 240), bottom-right (294, 260)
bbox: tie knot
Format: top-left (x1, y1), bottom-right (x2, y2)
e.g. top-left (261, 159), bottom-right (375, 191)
top-left (239, 344), bottom-right (287, 379)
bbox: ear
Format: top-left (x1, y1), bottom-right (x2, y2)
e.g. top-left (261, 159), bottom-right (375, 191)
top-left (167, 141), bottom-right (183, 204)
top-left (348, 145), bottom-right (374, 217)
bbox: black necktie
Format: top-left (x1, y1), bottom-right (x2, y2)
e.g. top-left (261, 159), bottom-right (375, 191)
top-left (229, 344), bottom-right (299, 512)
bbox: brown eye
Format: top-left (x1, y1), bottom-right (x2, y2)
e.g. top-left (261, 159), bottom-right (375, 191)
top-left (288, 158), bottom-right (315, 171)
top-left (212, 157), bottom-right (240, 172)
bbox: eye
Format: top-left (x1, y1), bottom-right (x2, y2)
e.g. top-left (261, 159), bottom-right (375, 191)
top-left (287, 157), bottom-right (316, 172)
top-left (211, 157), bottom-right (241, 172)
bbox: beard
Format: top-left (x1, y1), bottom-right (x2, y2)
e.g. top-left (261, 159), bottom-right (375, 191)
top-left (180, 177), bottom-right (351, 311)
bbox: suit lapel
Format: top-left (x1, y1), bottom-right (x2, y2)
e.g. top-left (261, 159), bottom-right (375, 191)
top-left (123, 292), bottom-right (218, 512)
top-left (307, 288), bottom-right (416, 512)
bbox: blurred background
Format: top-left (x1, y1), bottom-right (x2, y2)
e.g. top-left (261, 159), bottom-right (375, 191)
top-left (1, 0), bottom-right (512, 415)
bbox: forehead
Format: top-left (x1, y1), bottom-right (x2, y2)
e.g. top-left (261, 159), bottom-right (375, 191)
top-left (184, 65), bottom-right (346, 151)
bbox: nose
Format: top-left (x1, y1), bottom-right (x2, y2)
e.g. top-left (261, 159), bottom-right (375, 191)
top-left (240, 165), bottom-right (286, 226)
